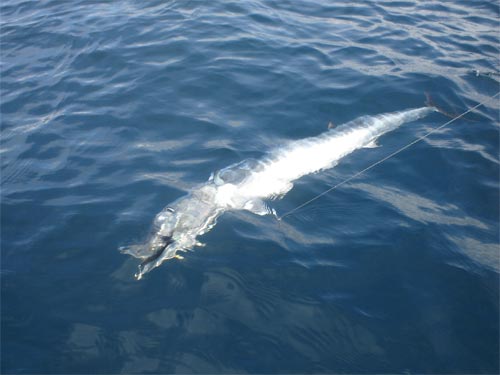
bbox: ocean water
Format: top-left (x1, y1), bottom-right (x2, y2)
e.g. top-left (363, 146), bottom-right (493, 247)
top-left (1, 0), bottom-right (499, 373)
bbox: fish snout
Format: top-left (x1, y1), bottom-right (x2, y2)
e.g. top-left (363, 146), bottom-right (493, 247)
top-left (135, 237), bottom-right (176, 280)
top-left (143, 235), bottom-right (173, 261)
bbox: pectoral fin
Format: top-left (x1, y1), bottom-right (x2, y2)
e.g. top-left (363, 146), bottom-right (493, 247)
top-left (243, 199), bottom-right (275, 216)
top-left (364, 140), bottom-right (378, 148)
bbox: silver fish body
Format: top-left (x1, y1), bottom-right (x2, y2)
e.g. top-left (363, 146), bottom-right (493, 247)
top-left (122, 106), bottom-right (436, 279)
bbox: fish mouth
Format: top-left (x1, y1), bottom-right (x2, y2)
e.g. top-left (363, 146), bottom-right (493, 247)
top-left (136, 236), bottom-right (174, 280)
top-left (142, 236), bottom-right (173, 264)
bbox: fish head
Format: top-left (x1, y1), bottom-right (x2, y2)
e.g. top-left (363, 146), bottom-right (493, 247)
top-left (135, 233), bottom-right (180, 280)
top-left (135, 203), bottom-right (202, 279)
top-left (122, 206), bottom-right (179, 280)
top-left (125, 188), bottom-right (220, 280)
top-left (153, 206), bottom-right (178, 238)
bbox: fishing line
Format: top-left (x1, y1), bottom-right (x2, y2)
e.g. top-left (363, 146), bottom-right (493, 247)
top-left (278, 91), bottom-right (500, 221)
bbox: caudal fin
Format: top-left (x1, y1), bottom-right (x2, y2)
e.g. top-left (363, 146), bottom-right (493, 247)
top-left (425, 92), bottom-right (459, 119)
top-left (425, 92), bottom-right (478, 122)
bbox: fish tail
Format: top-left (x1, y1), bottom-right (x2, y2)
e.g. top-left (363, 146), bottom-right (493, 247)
top-left (425, 92), bottom-right (479, 122)
top-left (424, 92), bottom-right (458, 119)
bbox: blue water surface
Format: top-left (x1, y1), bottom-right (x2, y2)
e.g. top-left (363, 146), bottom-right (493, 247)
top-left (1, 1), bottom-right (499, 373)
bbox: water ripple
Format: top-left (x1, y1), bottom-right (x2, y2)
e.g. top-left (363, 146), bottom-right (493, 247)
top-left (1, 0), bottom-right (498, 373)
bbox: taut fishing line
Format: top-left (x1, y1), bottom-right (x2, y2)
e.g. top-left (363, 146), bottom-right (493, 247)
top-left (278, 91), bottom-right (500, 221)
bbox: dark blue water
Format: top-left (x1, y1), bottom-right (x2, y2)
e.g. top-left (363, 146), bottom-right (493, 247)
top-left (2, 1), bottom-right (499, 373)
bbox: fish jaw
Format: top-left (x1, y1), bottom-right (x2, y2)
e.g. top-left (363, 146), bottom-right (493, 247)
top-left (135, 240), bottom-right (185, 280)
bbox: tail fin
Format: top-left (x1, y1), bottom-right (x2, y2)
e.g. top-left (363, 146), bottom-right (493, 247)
top-left (425, 92), bottom-right (456, 119)
top-left (425, 92), bottom-right (478, 122)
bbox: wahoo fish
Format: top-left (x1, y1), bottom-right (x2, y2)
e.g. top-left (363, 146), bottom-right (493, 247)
top-left (121, 104), bottom-right (437, 279)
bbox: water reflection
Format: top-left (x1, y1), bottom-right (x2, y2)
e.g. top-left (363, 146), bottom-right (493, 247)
top-left (446, 234), bottom-right (499, 273)
top-left (351, 182), bottom-right (488, 229)
top-left (136, 266), bottom-right (387, 372)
